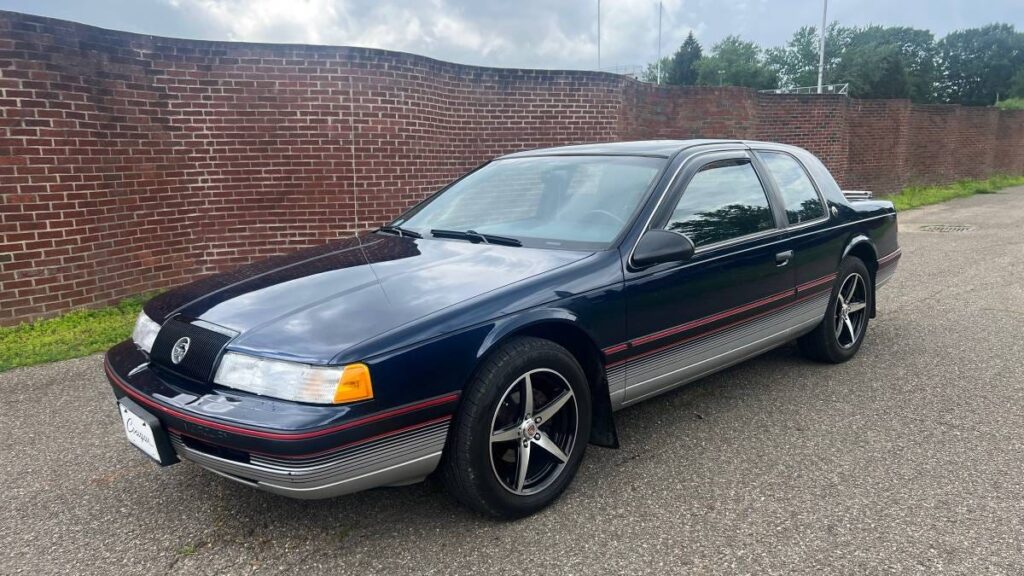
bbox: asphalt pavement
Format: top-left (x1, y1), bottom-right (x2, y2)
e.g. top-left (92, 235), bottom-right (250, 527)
top-left (3, 187), bottom-right (1024, 575)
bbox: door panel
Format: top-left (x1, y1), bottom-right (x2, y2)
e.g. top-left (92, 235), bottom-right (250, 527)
top-left (622, 240), bottom-right (801, 403)
top-left (623, 289), bottom-right (827, 405)
top-left (619, 151), bottom-right (798, 404)
top-left (752, 148), bottom-right (842, 300)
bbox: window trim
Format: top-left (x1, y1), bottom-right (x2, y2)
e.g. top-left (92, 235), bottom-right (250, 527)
top-left (654, 152), bottom-right (783, 254)
top-left (752, 149), bottom-right (830, 230)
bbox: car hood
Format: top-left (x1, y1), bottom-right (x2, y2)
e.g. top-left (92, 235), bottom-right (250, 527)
top-left (145, 234), bottom-right (593, 363)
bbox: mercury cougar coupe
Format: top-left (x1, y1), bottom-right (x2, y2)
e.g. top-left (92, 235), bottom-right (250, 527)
top-left (106, 140), bottom-right (900, 517)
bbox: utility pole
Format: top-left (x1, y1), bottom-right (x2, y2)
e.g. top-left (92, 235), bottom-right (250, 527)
top-left (657, 2), bottom-right (663, 84)
top-left (817, 0), bottom-right (827, 93)
top-left (597, 0), bottom-right (601, 70)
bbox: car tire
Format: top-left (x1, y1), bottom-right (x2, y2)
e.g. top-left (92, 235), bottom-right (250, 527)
top-left (798, 256), bottom-right (873, 364)
top-left (440, 336), bottom-right (592, 518)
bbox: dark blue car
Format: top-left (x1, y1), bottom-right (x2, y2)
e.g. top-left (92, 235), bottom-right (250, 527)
top-left (105, 140), bottom-right (900, 517)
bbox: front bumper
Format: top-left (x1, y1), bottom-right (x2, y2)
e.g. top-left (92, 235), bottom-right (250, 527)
top-left (168, 423), bottom-right (447, 499)
top-left (105, 341), bottom-right (456, 499)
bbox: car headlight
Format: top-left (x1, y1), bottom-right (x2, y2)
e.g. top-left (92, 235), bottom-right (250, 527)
top-left (213, 352), bottom-right (374, 405)
top-left (132, 312), bottom-right (161, 353)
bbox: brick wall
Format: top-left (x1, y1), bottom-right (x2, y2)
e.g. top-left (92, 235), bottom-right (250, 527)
top-left (619, 84), bottom-right (760, 140)
top-left (994, 110), bottom-right (1024, 175)
top-left (757, 94), bottom-right (850, 185)
top-left (845, 99), bottom-right (910, 194)
top-left (1, 11), bottom-right (1023, 325)
top-left (954, 107), bottom-right (999, 180)
top-left (906, 105), bottom-right (959, 185)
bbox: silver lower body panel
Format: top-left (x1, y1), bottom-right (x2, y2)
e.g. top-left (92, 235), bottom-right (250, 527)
top-left (170, 419), bottom-right (449, 499)
top-left (607, 363), bottom-right (627, 410)
top-left (876, 263), bottom-right (897, 288)
top-left (619, 293), bottom-right (829, 408)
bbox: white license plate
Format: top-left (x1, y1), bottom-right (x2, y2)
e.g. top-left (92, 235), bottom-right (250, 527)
top-left (119, 402), bottom-right (164, 463)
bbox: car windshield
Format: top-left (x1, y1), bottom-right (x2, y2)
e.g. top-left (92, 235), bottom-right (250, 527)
top-left (392, 155), bottom-right (666, 250)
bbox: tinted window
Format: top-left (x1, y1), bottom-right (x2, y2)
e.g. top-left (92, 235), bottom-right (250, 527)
top-left (396, 156), bottom-right (664, 250)
top-left (665, 159), bottom-right (775, 247)
top-left (758, 152), bottom-right (826, 224)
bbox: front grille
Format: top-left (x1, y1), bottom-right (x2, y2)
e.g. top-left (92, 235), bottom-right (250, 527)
top-left (151, 318), bottom-right (234, 382)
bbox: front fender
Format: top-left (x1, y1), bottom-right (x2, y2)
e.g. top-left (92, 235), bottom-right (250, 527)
top-left (476, 308), bottom-right (590, 360)
top-left (475, 307), bottom-right (621, 449)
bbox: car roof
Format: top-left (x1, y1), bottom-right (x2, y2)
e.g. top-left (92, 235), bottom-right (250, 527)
top-left (497, 139), bottom-right (806, 159)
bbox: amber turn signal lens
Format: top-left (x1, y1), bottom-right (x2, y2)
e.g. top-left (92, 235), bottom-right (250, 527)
top-left (333, 363), bottom-right (373, 404)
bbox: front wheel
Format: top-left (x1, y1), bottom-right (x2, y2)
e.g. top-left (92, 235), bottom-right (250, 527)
top-left (440, 337), bottom-right (592, 518)
top-left (799, 257), bottom-right (872, 363)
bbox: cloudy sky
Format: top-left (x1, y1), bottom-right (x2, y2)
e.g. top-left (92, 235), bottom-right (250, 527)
top-left (0, 0), bottom-right (1019, 70)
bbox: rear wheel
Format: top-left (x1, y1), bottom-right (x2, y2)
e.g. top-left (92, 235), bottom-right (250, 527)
top-left (440, 337), bottom-right (591, 518)
top-left (799, 257), bottom-right (872, 363)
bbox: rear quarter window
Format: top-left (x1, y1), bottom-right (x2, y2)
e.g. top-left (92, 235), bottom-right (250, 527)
top-left (758, 152), bottom-right (827, 225)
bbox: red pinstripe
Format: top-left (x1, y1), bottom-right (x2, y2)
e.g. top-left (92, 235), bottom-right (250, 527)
top-left (630, 288), bottom-right (795, 347)
top-left (606, 290), bottom-right (829, 368)
top-left (168, 414), bottom-right (453, 460)
top-left (601, 272), bottom-right (837, 357)
top-left (106, 360), bottom-right (459, 441)
top-left (878, 249), bottom-right (902, 267)
top-left (796, 273), bottom-right (837, 293)
top-left (602, 343), bottom-right (629, 355)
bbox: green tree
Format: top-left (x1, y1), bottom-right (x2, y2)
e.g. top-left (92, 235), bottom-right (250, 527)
top-left (696, 36), bottom-right (778, 89)
top-left (1009, 70), bottom-right (1024, 98)
top-left (641, 56), bottom-right (671, 83)
top-left (848, 25), bottom-right (939, 102)
top-left (836, 43), bottom-right (911, 99)
top-left (641, 33), bottom-right (702, 85)
top-left (766, 24), bottom-right (938, 101)
top-left (939, 24), bottom-right (1024, 105)
top-left (665, 32), bottom-right (702, 85)
top-left (765, 23), bottom-right (852, 89)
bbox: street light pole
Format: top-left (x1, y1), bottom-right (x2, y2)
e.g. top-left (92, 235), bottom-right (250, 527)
top-left (597, 0), bottom-right (601, 70)
top-left (657, 2), bottom-right (662, 84)
top-left (817, 0), bottom-right (827, 93)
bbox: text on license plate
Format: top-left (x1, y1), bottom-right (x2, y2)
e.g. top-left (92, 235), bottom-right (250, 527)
top-left (119, 402), bottom-right (162, 463)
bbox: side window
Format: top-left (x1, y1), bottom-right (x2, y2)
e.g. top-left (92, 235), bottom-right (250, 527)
top-left (665, 159), bottom-right (776, 247)
top-left (758, 152), bottom-right (826, 225)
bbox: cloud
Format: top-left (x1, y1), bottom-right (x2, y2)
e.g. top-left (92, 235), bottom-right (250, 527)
top-left (166, 0), bottom-right (514, 61)
top-left (168, 0), bottom-right (345, 45)
top-left (16, 0), bottom-right (1003, 72)
top-left (430, 13), bottom-right (510, 56)
top-left (162, 0), bottom-right (708, 70)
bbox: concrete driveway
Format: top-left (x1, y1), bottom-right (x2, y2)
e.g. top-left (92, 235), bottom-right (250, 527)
top-left (3, 188), bottom-right (1024, 575)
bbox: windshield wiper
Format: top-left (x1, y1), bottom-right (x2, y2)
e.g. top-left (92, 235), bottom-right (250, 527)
top-left (377, 225), bottom-right (422, 239)
top-left (430, 229), bottom-right (522, 247)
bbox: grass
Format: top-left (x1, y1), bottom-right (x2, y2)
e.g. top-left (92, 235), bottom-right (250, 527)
top-left (176, 544), bottom-right (198, 557)
top-left (887, 174), bottom-right (1024, 212)
top-left (0, 292), bottom-right (158, 373)
top-left (995, 97), bottom-right (1024, 111)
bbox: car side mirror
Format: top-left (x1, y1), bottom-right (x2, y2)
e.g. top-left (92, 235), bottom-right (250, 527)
top-left (632, 229), bottom-right (695, 268)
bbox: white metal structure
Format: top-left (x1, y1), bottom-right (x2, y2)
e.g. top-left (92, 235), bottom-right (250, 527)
top-left (761, 83), bottom-right (849, 95)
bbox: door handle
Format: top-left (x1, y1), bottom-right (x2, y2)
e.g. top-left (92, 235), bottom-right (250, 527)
top-left (775, 250), bottom-right (793, 266)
